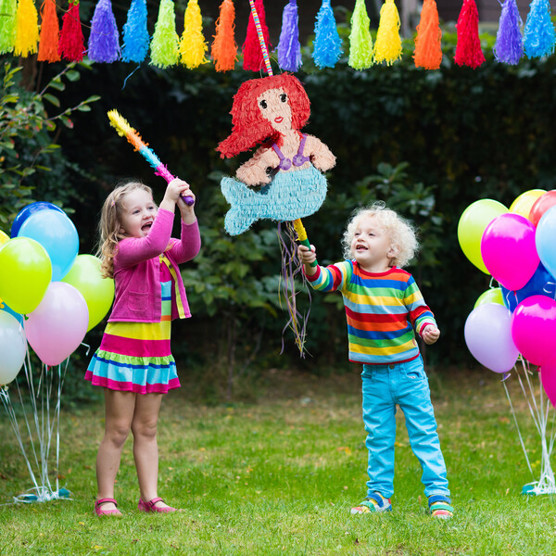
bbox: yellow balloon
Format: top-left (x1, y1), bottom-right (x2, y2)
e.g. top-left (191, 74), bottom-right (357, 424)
top-left (457, 199), bottom-right (508, 274)
top-left (0, 230), bottom-right (9, 246)
top-left (62, 254), bottom-right (115, 331)
top-left (509, 189), bottom-right (546, 221)
top-left (0, 237), bottom-right (52, 315)
top-left (474, 288), bottom-right (505, 309)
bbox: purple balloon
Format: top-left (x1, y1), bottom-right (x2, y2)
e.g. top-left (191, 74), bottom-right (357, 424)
top-left (481, 213), bottom-right (539, 291)
top-left (464, 303), bottom-right (519, 373)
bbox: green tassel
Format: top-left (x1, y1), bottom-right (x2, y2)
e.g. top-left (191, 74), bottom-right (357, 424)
top-left (349, 0), bottom-right (374, 69)
top-left (150, 0), bottom-right (179, 68)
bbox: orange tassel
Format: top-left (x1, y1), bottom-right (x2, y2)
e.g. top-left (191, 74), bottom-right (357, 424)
top-left (38, 0), bottom-right (60, 62)
top-left (211, 0), bottom-right (237, 71)
top-left (414, 0), bottom-right (442, 69)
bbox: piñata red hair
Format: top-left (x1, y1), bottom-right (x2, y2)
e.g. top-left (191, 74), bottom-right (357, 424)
top-left (217, 73), bottom-right (311, 159)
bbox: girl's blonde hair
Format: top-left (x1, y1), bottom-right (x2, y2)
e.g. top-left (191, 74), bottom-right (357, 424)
top-left (341, 202), bottom-right (419, 268)
top-left (97, 181), bottom-right (153, 278)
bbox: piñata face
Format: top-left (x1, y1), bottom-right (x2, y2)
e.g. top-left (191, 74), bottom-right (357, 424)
top-left (257, 88), bottom-right (292, 134)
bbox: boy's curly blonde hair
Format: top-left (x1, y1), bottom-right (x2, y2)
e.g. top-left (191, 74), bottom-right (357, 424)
top-left (341, 202), bottom-right (419, 268)
top-left (96, 180), bottom-right (153, 278)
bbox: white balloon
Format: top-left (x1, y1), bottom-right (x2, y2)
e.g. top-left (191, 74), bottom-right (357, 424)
top-left (0, 312), bottom-right (27, 385)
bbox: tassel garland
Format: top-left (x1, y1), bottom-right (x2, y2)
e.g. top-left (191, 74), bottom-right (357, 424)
top-left (0, 0), bottom-right (17, 54)
top-left (523, 0), bottom-right (556, 58)
top-left (313, 0), bottom-right (342, 68)
top-left (348, 0), bottom-right (374, 69)
top-left (38, 0), bottom-right (60, 62)
top-left (150, 0), bottom-right (179, 68)
top-left (454, 0), bottom-right (485, 68)
top-left (211, 0), bottom-right (237, 71)
top-left (374, 0), bottom-right (403, 65)
top-left (414, 0), bottom-right (442, 69)
top-left (88, 0), bottom-right (120, 63)
top-left (242, 0), bottom-right (271, 71)
top-left (58, 1), bottom-right (85, 62)
top-left (494, 0), bottom-right (523, 65)
top-left (277, 0), bottom-right (302, 72)
top-left (179, 0), bottom-right (208, 68)
top-left (14, 0), bottom-right (40, 57)
top-left (122, 0), bottom-right (150, 63)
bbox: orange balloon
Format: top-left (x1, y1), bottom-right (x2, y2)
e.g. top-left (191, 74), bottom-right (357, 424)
top-left (530, 190), bottom-right (556, 227)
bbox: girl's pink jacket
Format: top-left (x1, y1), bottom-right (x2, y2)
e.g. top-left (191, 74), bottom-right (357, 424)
top-left (108, 209), bottom-right (201, 323)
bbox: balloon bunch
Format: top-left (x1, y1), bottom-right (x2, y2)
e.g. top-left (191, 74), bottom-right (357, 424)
top-left (0, 202), bottom-right (115, 385)
top-left (459, 189), bottom-right (556, 404)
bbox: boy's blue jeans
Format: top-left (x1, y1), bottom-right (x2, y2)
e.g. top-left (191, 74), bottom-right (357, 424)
top-left (361, 356), bottom-right (450, 500)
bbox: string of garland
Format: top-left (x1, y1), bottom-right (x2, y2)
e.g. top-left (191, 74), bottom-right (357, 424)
top-left (3, 0), bottom-right (555, 70)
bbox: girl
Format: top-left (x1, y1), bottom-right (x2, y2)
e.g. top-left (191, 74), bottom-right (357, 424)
top-left (86, 178), bottom-right (200, 516)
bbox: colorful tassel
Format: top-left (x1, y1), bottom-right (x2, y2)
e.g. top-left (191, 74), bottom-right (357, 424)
top-left (0, 0), bottom-right (17, 54)
top-left (211, 0), bottom-right (237, 71)
top-left (313, 0), bottom-right (342, 68)
top-left (277, 0), bottom-right (302, 72)
top-left (58, 1), bottom-right (85, 61)
top-left (454, 0), bottom-right (485, 68)
top-left (414, 0), bottom-right (442, 69)
top-left (38, 0), bottom-right (60, 62)
top-left (242, 0), bottom-right (271, 71)
top-left (150, 0), bottom-right (179, 68)
top-left (88, 0), bottom-right (120, 62)
top-left (494, 0), bottom-right (523, 65)
top-left (14, 0), bottom-right (39, 57)
top-left (348, 0), bottom-right (373, 69)
top-left (523, 0), bottom-right (555, 58)
top-left (179, 0), bottom-right (208, 68)
top-left (374, 0), bottom-right (402, 65)
top-left (122, 0), bottom-right (150, 63)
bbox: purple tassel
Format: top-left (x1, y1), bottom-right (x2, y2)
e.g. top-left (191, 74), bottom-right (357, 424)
top-left (494, 0), bottom-right (523, 64)
top-left (277, 0), bottom-right (302, 72)
top-left (88, 0), bottom-right (120, 62)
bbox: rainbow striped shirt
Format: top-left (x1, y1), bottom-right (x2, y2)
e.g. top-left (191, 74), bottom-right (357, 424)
top-left (306, 261), bottom-right (437, 365)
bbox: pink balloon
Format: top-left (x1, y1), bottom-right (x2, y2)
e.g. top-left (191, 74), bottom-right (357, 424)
top-left (25, 282), bottom-right (88, 366)
top-left (540, 361), bottom-right (556, 407)
top-left (511, 295), bottom-right (556, 366)
top-left (464, 303), bottom-right (519, 373)
top-left (481, 213), bottom-right (539, 291)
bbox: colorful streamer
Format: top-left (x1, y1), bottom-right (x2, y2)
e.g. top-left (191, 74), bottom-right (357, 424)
top-left (122, 0), bottom-right (150, 63)
top-left (150, 0), bottom-right (179, 68)
top-left (14, 0), bottom-right (39, 57)
top-left (374, 0), bottom-right (403, 65)
top-left (179, 0), bottom-right (208, 68)
top-left (312, 0), bottom-right (342, 68)
top-left (348, 0), bottom-right (374, 70)
top-left (242, 0), bottom-right (271, 72)
top-left (523, 0), bottom-right (556, 59)
top-left (88, 0), bottom-right (120, 63)
top-left (211, 0), bottom-right (237, 71)
top-left (454, 0), bottom-right (485, 68)
top-left (494, 0), bottom-right (523, 65)
top-left (38, 0), bottom-right (61, 63)
top-left (277, 0), bottom-right (302, 72)
top-left (0, 0), bottom-right (17, 54)
top-left (414, 0), bottom-right (443, 70)
top-left (58, 1), bottom-right (85, 62)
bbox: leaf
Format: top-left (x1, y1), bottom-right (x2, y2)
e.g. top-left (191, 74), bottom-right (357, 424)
top-left (43, 94), bottom-right (60, 107)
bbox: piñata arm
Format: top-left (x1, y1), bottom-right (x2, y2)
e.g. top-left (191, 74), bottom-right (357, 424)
top-left (107, 109), bottom-right (195, 206)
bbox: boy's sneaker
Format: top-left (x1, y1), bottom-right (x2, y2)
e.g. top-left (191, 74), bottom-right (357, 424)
top-left (350, 492), bottom-right (392, 514)
top-left (428, 494), bottom-right (453, 519)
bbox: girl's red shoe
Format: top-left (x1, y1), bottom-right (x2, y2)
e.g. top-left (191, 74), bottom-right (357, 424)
top-left (94, 498), bottom-right (122, 516)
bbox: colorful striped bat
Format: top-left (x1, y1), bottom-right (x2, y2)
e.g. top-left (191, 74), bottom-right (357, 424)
top-left (107, 110), bottom-right (194, 206)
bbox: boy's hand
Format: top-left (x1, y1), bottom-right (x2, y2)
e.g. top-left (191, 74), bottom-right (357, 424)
top-left (298, 244), bottom-right (317, 265)
top-left (422, 326), bottom-right (440, 345)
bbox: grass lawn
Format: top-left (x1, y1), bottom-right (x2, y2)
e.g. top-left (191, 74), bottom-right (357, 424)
top-left (1, 366), bottom-right (555, 555)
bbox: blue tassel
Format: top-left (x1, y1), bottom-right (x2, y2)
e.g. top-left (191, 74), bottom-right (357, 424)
top-left (278, 0), bottom-right (302, 72)
top-left (88, 0), bottom-right (120, 62)
top-left (494, 0), bottom-right (523, 65)
top-left (122, 0), bottom-right (150, 63)
top-left (313, 0), bottom-right (342, 68)
top-left (524, 0), bottom-right (555, 58)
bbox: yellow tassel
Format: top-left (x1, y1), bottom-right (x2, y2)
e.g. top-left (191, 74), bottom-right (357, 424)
top-left (374, 0), bottom-right (402, 65)
top-left (179, 0), bottom-right (207, 68)
top-left (14, 0), bottom-right (40, 57)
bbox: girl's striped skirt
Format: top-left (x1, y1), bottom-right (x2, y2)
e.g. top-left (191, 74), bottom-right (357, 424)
top-left (85, 279), bottom-right (180, 394)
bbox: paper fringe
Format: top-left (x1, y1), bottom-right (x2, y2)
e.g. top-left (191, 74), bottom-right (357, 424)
top-left (211, 0), bottom-right (237, 72)
top-left (414, 0), bottom-right (442, 69)
top-left (242, 0), bottom-right (271, 72)
top-left (0, 0), bottom-right (17, 54)
top-left (14, 0), bottom-right (39, 57)
top-left (38, 0), bottom-right (60, 62)
top-left (88, 0), bottom-right (120, 63)
top-left (277, 0), bottom-right (302, 72)
top-left (313, 0), bottom-right (342, 69)
top-left (494, 0), bottom-right (523, 65)
top-left (348, 0), bottom-right (374, 69)
top-left (150, 0), bottom-right (179, 68)
top-left (524, 0), bottom-right (556, 59)
top-left (454, 0), bottom-right (485, 68)
top-left (179, 0), bottom-right (208, 69)
top-left (58, 1), bottom-right (84, 62)
top-left (374, 0), bottom-right (403, 65)
top-left (122, 0), bottom-right (150, 63)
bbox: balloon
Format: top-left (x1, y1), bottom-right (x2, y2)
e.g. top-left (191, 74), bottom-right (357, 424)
top-left (536, 205), bottom-right (556, 281)
top-left (474, 288), bottom-right (504, 308)
top-left (0, 229), bottom-right (9, 246)
top-left (511, 295), bottom-right (556, 366)
top-left (62, 255), bottom-right (115, 331)
top-left (0, 297), bottom-right (24, 326)
top-left (458, 199), bottom-right (507, 274)
top-left (464, 303), bottom-right (519, 373)
top-left (0, 237), bottom-right (52, 315)
top-left (0, 312), bottom-right (27, 386)
top-left (11, 202), bottom-right (65, 238)
top-left (17, 209), bottom-right (79, 281)
top-left (509, 189), bottom-right (546, 221)
top-left (501, 262), bottom-right (556, 312)
top-left (540, 361), bottom-right (556, 407)
top-left (25, 282), bottom-right (88, 366)
top-left (481, 213), bottom-right (539, 291)
top-left (530, 190), bottom-right (556, 227)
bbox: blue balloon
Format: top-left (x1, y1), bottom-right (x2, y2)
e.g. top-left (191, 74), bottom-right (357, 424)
top-left (11, 202), bottom-right (65, 238)
top-left (18, 210), bottom-right (79, 281)
top-left (501, 262), bottom-right (556, 312)
top-left (537, 205), bottom-right (556, 281)
top-left (0, 299), bottom-right (24, 326)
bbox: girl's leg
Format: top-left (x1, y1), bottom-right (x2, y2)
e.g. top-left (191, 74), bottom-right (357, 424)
top-left (131, 393), bottom-right (172, 508)
top-left (96, 389), bottom-right (136, 510)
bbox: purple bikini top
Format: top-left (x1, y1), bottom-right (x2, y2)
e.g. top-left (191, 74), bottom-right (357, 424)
top-left (272, 134), bottom-right (311, 171)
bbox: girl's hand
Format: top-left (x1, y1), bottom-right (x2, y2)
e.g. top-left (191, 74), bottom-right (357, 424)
top-left (298, 244), bottom-right (317, 275)
top-left (177, 183), bottom-right (197, 224)
top-left (160, 179), bottom-right (191, 212)
top-left (422, 326), bottom-right (440, 345)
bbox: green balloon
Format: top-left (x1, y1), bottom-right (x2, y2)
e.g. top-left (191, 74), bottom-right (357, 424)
top-left (62, 255), bottom-right (114, 331)
top-left (457, 199), bottom-right (507, 274)
top-left (474, 288), bottom-right (504, 309)
top-left (0, 237), bottom-right (52, 315)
